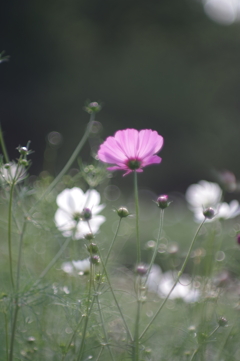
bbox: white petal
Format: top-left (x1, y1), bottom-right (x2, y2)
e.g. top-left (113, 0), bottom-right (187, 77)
top-left (84, 189), bottom-right (101, 209)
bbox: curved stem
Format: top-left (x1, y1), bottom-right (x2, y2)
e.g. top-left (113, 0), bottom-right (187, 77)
top-left (8, 183), bottom-right (15, 290)
top-left (29, 114), bottom-right (95, 214)
top-left (140, 218), bottom-right (206, 340)
top-left (145, 209), bottom-right (164, 283)
top-left (134, 172), bottom-right (140, 264)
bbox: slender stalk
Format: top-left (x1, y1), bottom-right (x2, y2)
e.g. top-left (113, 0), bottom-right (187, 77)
top-left (61, 316), bottom-right (84, 361)
top-left (0, 124), bottom-right (10, 163)
top-left (132, 295), bottom-right (141, 361)
top-left (29, 114), bottom-right (95, 214)
top-left (95, 294), bottom-right (115, 361)
top-left (145, 209), bottom-right (164, 282)
top-left (9, 302), bottom-right (19, 361)
top-left (134, 171), bottom-right (140, 264)
top-left (208, 325), bottom-right (220, 338)
top-left (8, 183), bottom-right (15, 289)
top-left (87, 222), bottom-right (133, 342)
top-left (189, 347), bottom-right (199, 361)
top-left (96, 346), bottom-right (104, 361)
top-left (104, 218), bottom-right (122, 267)
top-left (4, 312), bottom-right (9, 361)
top-left (98, 248), bottom-right (133, 341)
top-left (36, 237), bottom-right (72, 283)
top-left (77, 262), bottom-right (94, 361)
top-left (140, 218), bottom-right (206, 340)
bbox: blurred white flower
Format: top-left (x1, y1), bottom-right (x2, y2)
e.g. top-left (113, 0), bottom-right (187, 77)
top-left (0, 162), bottom-right (27, 184)
top-left (186, 180), bottom-right (222, 210)
top-left (72, 259), bottom-right (90, 275)
top-left (217, 200), bottom-right (240, 219)
top-left (186, 180), bottom-right (240, 222)
top-left (61, 262), bottom-right (74, 274)
top-left (61, 258), bottom-right (90, 276)
top-left (55, 187), bottom-right (105, 239)
top-left (147, 265), bottom-right (199, 303)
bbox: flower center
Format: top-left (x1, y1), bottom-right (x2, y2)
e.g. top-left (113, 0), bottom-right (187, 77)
top-left (73, 212), bottom-right (81, 222)
top-left (127, 159), bottom-right (141, 170)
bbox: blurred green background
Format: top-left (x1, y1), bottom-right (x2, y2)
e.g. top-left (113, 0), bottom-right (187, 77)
top-left (1, 0), bottom-right (240, 193)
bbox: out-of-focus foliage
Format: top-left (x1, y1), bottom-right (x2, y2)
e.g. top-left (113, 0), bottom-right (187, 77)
top-left (1, 0), bottom-right (240, 192)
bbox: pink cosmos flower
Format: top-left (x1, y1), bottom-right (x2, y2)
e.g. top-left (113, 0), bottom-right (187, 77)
top-left (97, 129), bottom-right (164, 176)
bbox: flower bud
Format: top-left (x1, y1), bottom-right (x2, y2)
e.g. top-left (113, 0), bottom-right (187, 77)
top-left (81, 208), bottom-right (92, 221)
top-left (117, 207), bottom-right (130, 218)
top-left (157, 195), bottom-right (170, 209)
top-left (218, 316), bottom-right (228, 327)
top-left (84, 233), bottom-right (94, 241)
top-left (87, 242), bottom-right (98, 254)
top-left (4, 163), bottom-right (10, 169)
top-left (90, 255), bottom-right (100, 265)
top-left (136, 264), bottom-right (148, 276)
top-left (84, 101), bottom-right (101, 114)
top-left (203, 207), bottom-right (215, 219)
top-left (18, 146), bottom-right (28, 155)
top-left (19, 159), bottom-right (29, 167)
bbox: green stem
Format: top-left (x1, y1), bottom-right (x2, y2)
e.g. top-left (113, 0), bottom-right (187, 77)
top-left (96, 346), bottom-right (104, 361)
top-left (9, 302), bottom-right (19, 361)
top-left (104, 218), bottom-right (122, 269)
top-left (29, 114), bottom-right (95, 214)
top-left (134, 172), bottom-right (140, 264)
top-left (77, 262), bottom-right (94, 361)
top-left (33, 237), bottom-right (72, 287)
top-left (145, 209), bottom-right (164, 282)
top-left (140, 218), bottom-right (206, 340)
top-left (208, 325), bottom-right (220, 338)
top-left (0, 124), bottom-right (10, 163)
top-left (61, 316), bottom-right (84, 361)
top-left (4, 312), bottom-right (9, 361)
top-left (96, 294), bottom-right (115, 361)
top-left (8, 183), bottom-right (15, 290)
top-left (133, 297), bottom-right (141, 361)
top-left (189, 347), bottom-right (199, 361)
top-left (98, 248), bottom-right (133, 342)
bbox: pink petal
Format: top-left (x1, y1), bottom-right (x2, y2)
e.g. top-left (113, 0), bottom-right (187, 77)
top-left (115, 129), bottom-right (139, 158)
top-left (137, 130), bottom-right (164, 159)
top-left (98, 136), bottom-right (127, 164)
top-left (141, 155), bottom-right (162, 167)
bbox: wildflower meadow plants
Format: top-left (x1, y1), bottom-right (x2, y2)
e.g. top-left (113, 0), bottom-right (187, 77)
top-left (1, 101), bottom-right (240, 361)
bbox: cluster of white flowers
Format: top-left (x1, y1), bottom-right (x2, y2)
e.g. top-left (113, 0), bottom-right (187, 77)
top-left (55, 187), bottom-right (105, 239)
top-left (0, 162), bottom-right (27, 185)
top-left (186, 180), bottom-right (240, 222)
top-left (147, 265), bottom-right (199, 303)
top-left (61, 258), bottom-right (91, 276)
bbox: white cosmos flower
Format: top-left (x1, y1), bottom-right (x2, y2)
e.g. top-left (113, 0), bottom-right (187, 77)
top-left (61, 258), bottom-right (90, 275)
top-left (55, 187), bottom-right (105, 239)
top-left (72, 259), bottom-right (90, 274)
top-left (147, 265), bottom-right (199, 303)
top-left (186, 180), bottom-right (222, 210)
top-left (186, 180), bottom-right (240, 222)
